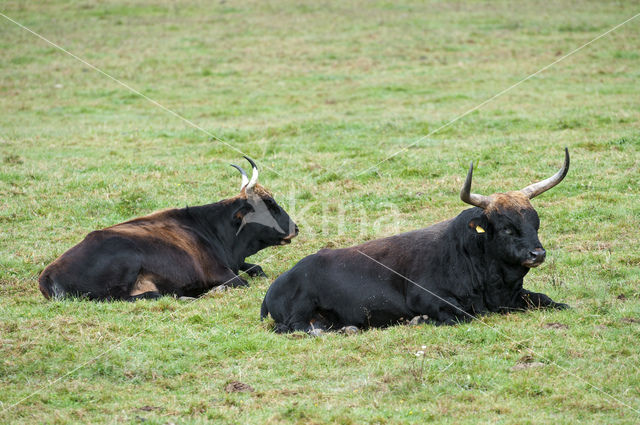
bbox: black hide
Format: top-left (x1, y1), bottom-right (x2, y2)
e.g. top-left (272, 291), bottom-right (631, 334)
top-left (261, 205), bottom-right (567, 333)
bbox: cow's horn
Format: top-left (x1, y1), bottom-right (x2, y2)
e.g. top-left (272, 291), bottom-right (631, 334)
top-left (460, 162), bottom-right (491, 209)
top-left (230, 164), bottom-right (249, 190)
top-left (520, 148), bottom-right (570, 199)
top-left (244, 156), bottom-right (259, 190)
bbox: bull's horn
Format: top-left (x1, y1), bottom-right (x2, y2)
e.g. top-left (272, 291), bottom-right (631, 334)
top-left (460, 162), bottom-right (491, 209)
top-left (230, 164), bottom-right (249, 190)
top-left (244, 156), bottom-right (259, 190)
top-left (520, 148), bottom-right (570, 199)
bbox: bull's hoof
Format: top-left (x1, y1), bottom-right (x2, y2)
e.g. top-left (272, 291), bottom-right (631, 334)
top-left (308, 328), bottom-right (325, 337)
top-left (409, 315), bottom-right (430, 326)
top-left (273, 323), bottom-right (290, 334)
top-left (246, 265), bottom-right (268, 278)
top-left (178, 296), bottom-right (197, 301)
top-left (552, 302), bottom-right (570, 310)
top-left (212, 285), bottom-right (228, 293)
top-left (338, 326), bottom-right (360, 335)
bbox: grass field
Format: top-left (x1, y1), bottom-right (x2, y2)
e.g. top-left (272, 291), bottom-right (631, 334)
top-left (1, 0), bottom-right (640, 423)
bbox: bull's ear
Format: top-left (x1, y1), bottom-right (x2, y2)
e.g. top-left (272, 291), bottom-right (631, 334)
top-left (232, 204), bottom-right (254, 226)
top-left (468, 217), bottom-right (488, 234)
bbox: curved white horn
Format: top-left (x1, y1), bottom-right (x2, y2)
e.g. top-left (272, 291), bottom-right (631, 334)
top-left (230, 164), bottom-right (249, 190)
top-left (244, 156), bottom-right (259, 190)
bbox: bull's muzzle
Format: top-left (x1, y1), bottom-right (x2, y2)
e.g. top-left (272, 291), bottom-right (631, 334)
top-left (522, 248), bottom-right (546, 268)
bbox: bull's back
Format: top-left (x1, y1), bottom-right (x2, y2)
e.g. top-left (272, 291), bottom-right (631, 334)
top-left (312, 222), bottom-right (451, 280)
top-left (268, 223), bottom-right (452, 298)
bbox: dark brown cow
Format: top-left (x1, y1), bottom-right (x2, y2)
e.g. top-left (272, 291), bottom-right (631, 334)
top-left (39, 157), bottom-right (297, 301)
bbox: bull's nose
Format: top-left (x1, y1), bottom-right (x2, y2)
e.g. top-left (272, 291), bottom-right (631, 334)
top-left (530, 248), bottom-right (546, 262)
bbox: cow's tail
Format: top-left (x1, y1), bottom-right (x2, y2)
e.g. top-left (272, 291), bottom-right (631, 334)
top-left (260, 297), bottom-right (269, 321)
top-left (38, 273), bottom-right (66, 300)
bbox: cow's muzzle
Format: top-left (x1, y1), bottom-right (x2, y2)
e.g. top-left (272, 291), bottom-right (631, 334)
top-left (280, 224), bottom-right (299, 245)
top-left (522, 248), bottom-right (546, 268)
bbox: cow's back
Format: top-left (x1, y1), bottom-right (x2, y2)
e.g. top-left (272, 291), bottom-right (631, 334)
top-left (39, 230), bottom-right (143, 299)
top-left (107, 217), bottom-right (219, 284)
top-left (38, 209), bottom-right (224, 299)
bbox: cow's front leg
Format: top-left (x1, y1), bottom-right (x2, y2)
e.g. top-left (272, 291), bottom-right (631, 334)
top-left (227, 274), bottom-right (249, 288)
top-left (239, 262), bottom-right (267, 278)
top-left (127, 291), bottom-right (163, 301)
top-left (218, 268), bottom-right (249, 288)
top-left (519, 289), bottom-right (569, 310)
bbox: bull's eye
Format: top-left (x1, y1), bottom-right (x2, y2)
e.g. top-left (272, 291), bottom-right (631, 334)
top-left (503, 228), bottom-right (513, 236)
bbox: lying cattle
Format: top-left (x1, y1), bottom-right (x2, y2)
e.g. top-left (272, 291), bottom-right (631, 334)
top-left (39, 157), bottom-right (298, 301)
top-left (261, 149), bottom-right (570, 333)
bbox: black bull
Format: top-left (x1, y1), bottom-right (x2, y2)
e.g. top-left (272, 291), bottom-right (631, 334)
top-left (261, 149), bottom-right (570, 333)
top-left (38, 158), bottom-right (298, 301)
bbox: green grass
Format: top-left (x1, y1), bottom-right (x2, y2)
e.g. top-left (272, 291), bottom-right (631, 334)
top-left (1, 0), bottom-right (640, 423)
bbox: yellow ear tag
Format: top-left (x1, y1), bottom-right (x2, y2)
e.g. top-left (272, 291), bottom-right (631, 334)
top-left (475, 225), bottom-right (485, 233)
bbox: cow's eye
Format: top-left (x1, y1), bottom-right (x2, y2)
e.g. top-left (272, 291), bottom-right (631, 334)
top-left (503, 228), bottom-right (513, 235)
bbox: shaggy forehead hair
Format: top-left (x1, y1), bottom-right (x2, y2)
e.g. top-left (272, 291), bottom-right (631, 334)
top-left (247, 184), bottom-right (273, 198)
top-left (485, 191), bottom-right (533, 215)
top-left (224, 183), bottom-right (274, 204)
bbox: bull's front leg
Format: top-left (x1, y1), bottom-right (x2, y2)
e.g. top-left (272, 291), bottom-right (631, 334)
top-left (409, 294), bottom-right (473, 325)
top-left (239, 262), bottom-right (268, 278)
top-left (519, 289), bottom-right (569, 310)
